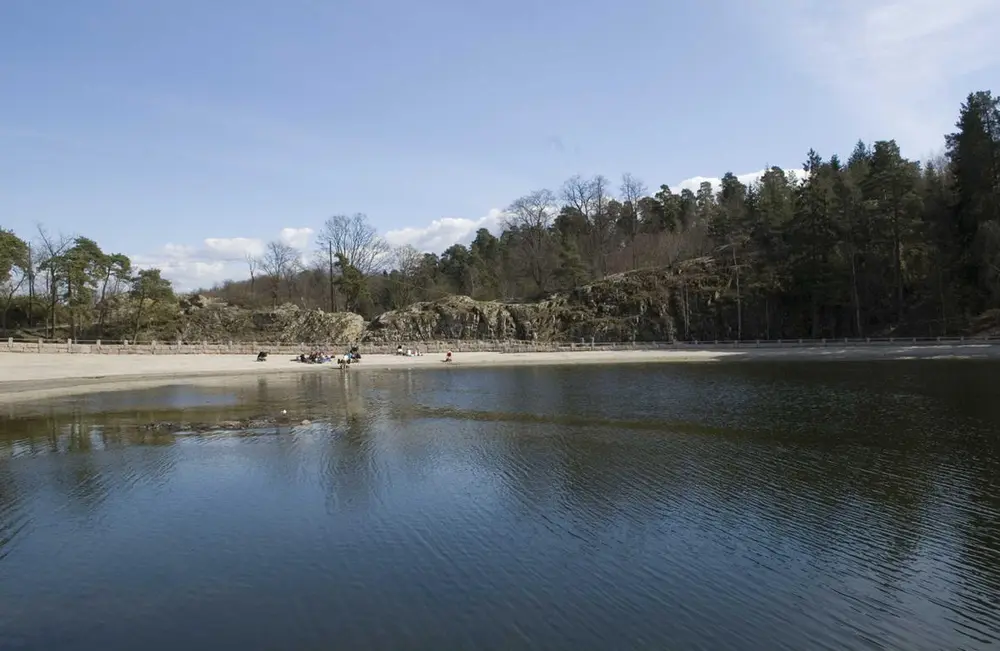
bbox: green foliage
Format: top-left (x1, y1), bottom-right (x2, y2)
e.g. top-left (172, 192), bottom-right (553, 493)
top-left (0, 229), bottom-right (29, 280)
top-left (5, 88), bottom-right (1000, 341)
top-left (360, 89), bottom-right (995, 338)
top-left (0, 228), bottom-right (176, 341)
top-left (334, 253), bottom-right (371, 315)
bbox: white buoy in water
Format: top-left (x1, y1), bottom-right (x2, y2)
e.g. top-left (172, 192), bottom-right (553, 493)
top-left (281, 409), bottom-right (287, 415)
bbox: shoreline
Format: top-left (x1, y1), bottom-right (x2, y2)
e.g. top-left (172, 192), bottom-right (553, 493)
top-left (1, 344), bottom-right (999, 404)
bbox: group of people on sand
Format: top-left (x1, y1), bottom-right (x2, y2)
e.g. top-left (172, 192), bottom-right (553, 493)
top-left (297, 350), bottom-right (333, 364)
top-left (275, 345), bottom-right (453, 366)
top-left (395, 345), bottom-right (452, 362)
top-left (292, 346), bottom-right (362, 366)
top-left (260, 346), bottom-right (450, 365)
top-left (339, 347), bottom-right (362, 367)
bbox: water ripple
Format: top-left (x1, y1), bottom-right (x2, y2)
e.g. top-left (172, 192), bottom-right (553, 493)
top-left (0, 362), bottom-right (999, 649)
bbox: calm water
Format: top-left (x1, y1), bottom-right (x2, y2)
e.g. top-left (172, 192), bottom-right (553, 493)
top-left (1, 362), bottom-right (999, 650)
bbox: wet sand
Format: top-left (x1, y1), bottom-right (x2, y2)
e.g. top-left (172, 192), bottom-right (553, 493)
top-left (0, 344), bottom-right (998, 403)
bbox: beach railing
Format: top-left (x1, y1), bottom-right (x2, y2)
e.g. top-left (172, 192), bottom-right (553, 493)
top-left (1, 336), bottom-right (998, 355)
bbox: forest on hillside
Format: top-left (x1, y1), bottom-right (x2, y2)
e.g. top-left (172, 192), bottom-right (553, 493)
top-left (2, 90), bottom-right (999, 342)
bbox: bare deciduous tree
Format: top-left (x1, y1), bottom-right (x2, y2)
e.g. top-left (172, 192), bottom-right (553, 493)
top-left (393, 245), bottom-right (422, 277)
top-left (504, 189), bottom-right (556, 232)
top-left (245, 252), bottom-right (258, 299)
top-left (315, 213), bottom-right (390, 276)
top-left (314, 213), bottom-right (389, 312)
top-left (588, 174), bottom-right (615, 275)
top-left (620, 172), bottom-right (648, 267)
top-left (560, 174), bottom-right (615, 275)
top-left (259, 241), bottom-right (299, 306)
top-left (503, 189), bottom-right (557, 293)
top-left (561, 175), bottom-right (599, 219)
top-left (34, 224), bottom-right (72, 337)
top-left (386, 245), bottom-right (423, 308)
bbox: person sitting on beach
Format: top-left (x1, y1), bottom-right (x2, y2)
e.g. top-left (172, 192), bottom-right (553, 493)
top-left (444, 350), bottom-right (452, 362)
top-left (397, 345), bottom-right (403, 355)
top-left (256, 351), bottom-right (268, 362)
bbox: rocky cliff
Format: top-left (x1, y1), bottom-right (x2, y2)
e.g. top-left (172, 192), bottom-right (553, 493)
top-left (363, 268), bottom-right (679, 343)
top-left (178, 295), bottom-right (366, 343)
top-left (173, 267), bottom-right (684, 344)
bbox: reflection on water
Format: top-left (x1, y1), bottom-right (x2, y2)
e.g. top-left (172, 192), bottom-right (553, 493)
top-left (1, 361), bottom-right (999, 650)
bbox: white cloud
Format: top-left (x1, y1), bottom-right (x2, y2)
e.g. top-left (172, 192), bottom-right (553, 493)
top-left (384, 210), bottom-right (504, 253)
top-left (203, 237), bottom-right (263, 259)
top-left (760, 0), bottom-right (1000, 154)
top-left (674, 169), bottom-right (802, 193)
top-left (279, 227), bottom-right (313, 249)
top-left (133, 227), bottom-right (314, 291)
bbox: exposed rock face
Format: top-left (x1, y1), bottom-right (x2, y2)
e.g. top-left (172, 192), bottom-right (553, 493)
top-left (170, 268), bottom-right (682, 344)
top-left (179, 298), bottom-right (366, 343)
top-left (364, 296), bottom-right (535, 342)
top-left (363, 269), bottom-right (678, 343)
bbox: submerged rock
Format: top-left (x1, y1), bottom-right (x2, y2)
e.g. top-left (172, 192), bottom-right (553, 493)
top-left (138, 413), bottom-right (306, 434)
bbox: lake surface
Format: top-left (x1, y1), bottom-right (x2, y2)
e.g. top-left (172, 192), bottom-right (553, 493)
top-left (1, 361), bottom-right (999, 650)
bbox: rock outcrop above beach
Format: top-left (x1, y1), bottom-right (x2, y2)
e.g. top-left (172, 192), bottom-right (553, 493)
top-left (171, 267), bottom-right (686, 344)
top-left (363, 268), bottom-right (680, 343)
top-left (178, 296), bottom-right (366, 343)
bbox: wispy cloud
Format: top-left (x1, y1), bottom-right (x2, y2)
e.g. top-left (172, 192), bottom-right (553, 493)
top-left (133, 227), bottom-right (313, 291)
top-left (674, 169), bottom-right (801, 193)
top-left (278, 227), bottom-right (313, 250)
top-left (384, 210), bottom-right (505, 253)
top-left (759, 0), bottom-right (1000, 154)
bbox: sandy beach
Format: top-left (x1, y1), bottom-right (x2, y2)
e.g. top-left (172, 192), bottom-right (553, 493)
top-left (0, 343), bottom-right (998, 403)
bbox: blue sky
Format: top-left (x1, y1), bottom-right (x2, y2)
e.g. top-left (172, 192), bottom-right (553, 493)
top-left (3, 0), bottom-right (999, 289)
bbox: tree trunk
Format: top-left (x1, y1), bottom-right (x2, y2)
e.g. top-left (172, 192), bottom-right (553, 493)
top-left (682, 281), bottom-right (690, 340)
top-left (732, 246), bottom-right (742, 340)
top-left (327, 242), bottom-right (337, 312)
top-left (892, 207), bottom-right (904, 324)
top-left (97, 272), bottom-right (111, 338)
top-left (133, 299), bottom-right (145, 342)
top-left (27, 243), bottom-right (34, 328)
top-left (48, 271), bottom-right (57, 339)
top-left (67, 279), bottom-right (75, 342)
top-left (938, 265), bottom-right (948, 335)
top-left (850, 248), bottom-right (863, 336)
top-left (764, 295), bottom-right (771, 340)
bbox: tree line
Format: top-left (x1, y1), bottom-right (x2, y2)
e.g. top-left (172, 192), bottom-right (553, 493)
top-left (3, 89), bottom-right (999, 341)
top-left (0, 227), bottom-right (174, 340)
